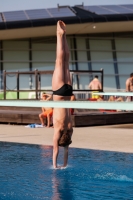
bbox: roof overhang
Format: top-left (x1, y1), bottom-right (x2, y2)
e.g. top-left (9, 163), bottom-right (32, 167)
top-left (0, 20), bottom-right (133, 40)
top-left (0, 5), bottom-right (133, 40)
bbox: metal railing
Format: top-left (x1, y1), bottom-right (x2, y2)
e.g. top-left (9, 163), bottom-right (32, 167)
top-left (2, 69), bottom-right (104, 100)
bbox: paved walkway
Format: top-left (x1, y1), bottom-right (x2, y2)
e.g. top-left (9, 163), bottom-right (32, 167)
top-left (0, 124), bottom-right (133, 153)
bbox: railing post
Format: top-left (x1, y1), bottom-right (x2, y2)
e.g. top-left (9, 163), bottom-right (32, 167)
top-left (35, 69), bottom-right (38, 100)
top-left (38, 72), bottom-right (41, 99)
top-left (3, 70), bottom-right (6, 100)
top-left (17, 71), bottom-right (19, 99)
top-left (70, 71), bottom-right (73, 88)
top-left (101, 68), bottom-right (104, 92)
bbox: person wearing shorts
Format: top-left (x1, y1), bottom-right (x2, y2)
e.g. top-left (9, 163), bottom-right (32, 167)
top-left (39, 93), bottom-right (53, 127)
top-left (88, 75), bottom-right (102, 99)
top-left (52, 20), bottom-right (73, 169)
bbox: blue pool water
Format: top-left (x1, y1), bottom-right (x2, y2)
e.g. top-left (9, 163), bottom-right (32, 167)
top-left (0, 142), bottom-right (133, 200)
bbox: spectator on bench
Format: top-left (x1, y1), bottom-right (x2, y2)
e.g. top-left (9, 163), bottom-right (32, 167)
top-left (39, 92), bottom-right (53, 127)
top-left (97, 95), bottom-right (124, 112)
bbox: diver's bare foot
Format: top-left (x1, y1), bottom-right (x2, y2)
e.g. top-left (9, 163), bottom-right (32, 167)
top-left (57, 20), bottom-right (66, 35)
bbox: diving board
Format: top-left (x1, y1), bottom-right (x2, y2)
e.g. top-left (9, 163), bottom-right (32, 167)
top-left (0, 100), bottom-right (132, 110)
top-left (93, 92), bottom-right (133, 96)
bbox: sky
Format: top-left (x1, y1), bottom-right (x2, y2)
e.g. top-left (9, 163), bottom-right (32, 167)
top-left (0, 0), bottom-right (133, 12)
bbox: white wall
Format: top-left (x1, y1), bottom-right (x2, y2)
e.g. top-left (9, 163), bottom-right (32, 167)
top-left (1, 36), bottom-right (133, 92)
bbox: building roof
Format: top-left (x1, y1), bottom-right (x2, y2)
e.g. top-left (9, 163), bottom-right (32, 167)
top-left (0, 4), bottom-right (133, 40)
top-left (0, 4), bottom-right (133, 30)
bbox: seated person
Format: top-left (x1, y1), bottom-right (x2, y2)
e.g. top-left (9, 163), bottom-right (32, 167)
top-left (97, 95), bottom-right (123, 102)
top-left (98, 95), bottom-right (124, 112)
top-left (108, 96), bottom-right (124, 102)
top-left (97, 95), bottom-right (104, 101)
top-left (39, 92), bottom-right (53, 127)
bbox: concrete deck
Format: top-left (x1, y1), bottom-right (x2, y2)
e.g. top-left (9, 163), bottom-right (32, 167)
top-left (0, 124), bottom-right (133, 153)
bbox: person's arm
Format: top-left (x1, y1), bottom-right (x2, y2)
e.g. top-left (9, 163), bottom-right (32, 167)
top-left (53, 130), bottom-right (60, 169)
top-left (47, 114), bottom-right (51, 127)
top-left (46, 94), bottom-right (52, 101)
top-left (63, 146), bottom-right (68, 167)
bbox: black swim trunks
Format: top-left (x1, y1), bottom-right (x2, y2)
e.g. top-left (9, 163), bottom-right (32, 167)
top-left (53, 84), bottom-right (72, 96)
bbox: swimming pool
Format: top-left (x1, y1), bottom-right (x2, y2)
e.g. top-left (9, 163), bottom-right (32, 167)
top-left (0, 142), bottom-right (133, 200)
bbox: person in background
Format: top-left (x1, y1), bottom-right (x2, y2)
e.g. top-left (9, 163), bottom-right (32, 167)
top-left (39, 92), bottom-right (53, 127)
top-left (88, 75), bottom-right (102, 99)
top-left (108, 96), bottom-right (124, 102)
top-left (97, 95), bottom-right (104, 101)
top-left (98, 95), bottom-right (124, 102)
top-left (97, 95), bottom-right (124, 112)
top-left (125, 73), bottom-right (133, 101)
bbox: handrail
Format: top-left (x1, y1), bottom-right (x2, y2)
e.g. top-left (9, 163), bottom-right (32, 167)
top-left (3, 69), bottom-right (104, 100)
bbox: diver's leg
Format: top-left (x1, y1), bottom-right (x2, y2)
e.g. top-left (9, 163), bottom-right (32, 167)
top-left (64, 33), bottom-right (71, 86)
top-left (52, 21), bottom-right (66, 91)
